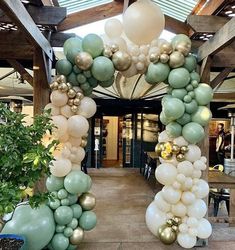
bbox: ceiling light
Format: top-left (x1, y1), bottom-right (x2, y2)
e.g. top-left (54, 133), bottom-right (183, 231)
top-left (232, 5), bottom-right (235, 9)
top-left (229, 13), bottom-right (235, 17)
top-left (225, 10), bottom-right (232, 14)
top-left (206, 34), bottom-right (213, 37)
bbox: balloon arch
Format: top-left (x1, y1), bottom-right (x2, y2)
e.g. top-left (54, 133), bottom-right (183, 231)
top-left (5, 1), bottom-right (214, 249)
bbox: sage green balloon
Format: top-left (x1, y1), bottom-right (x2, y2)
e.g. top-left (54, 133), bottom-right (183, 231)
top-left (194, 83), bottom-right (213, 105)
top-left (188, 91), bottom-right (195, 98)
top-left (2, 205), bottom-right (55, 250)
top-left (177, 113), bottom-right (191, 125)
top-left (67, 194), bottom-right (78, 205)
top-left (91, 56), bottom-right (115, 82)
top-left (66, 48), bottom-right (80, 64)
top-left (191, 80), bottom-right (199, 88)
top-left (63, 37), bottom-right (82, 56)
top-left (161, 95), bottom-right (173, 105)
top-left (163, 97), bottom-right (185, 120)
top-left (77, 73), bottom-right (87, 84)
top-left (67, 72), bottom-right (79, 86)
top-left (49, 198), bottom-right (60, 210)
top-left (184, 99), bottom-right (198, 114)
top-left (186, 84), bottom-right (193, 92)
top-left (56, 225), bottom-right (66, 233)
top-left (171, 34), bottom-right (191, 49)
top-left (100, 76), bottom-right (114, 88)
top-left (184, 95), bottom-right (192, 103)
top-left (190, 71), bottom-right (200, 82)
top-left (83, 87), bottom-right (93, 97)
top-left (171, 88), bottom-right (187, 100)
top-left (79, 211), bottom-right (97, 231)
top-left (168, 67), bottom-right (190, 88)
top-left (64, 170), bottom-right (89, 194)
top-left (145, 62), bottom-right (170, 84)
top-left (80, 82), bottom-right (91, 91)
top-left (166, 122), bottom-right (182, 137)
top-left (46, 175), bottom-right (64, 192)
top-left (67, 244), bottom-right (77, 250)
top-left (64, 227), bottom-right (73, 237)
top-left (82, 33), bottom-right (104, 58)
top-left (191, 106), bottom-right (212, 126)
top-left (68, 218), bottom-right (78, 229)
top-left (58, 189), bottom-right (68, 200)
top-left (61, 198), bottom-right (70, 206)
top-left (159, 111), bottom-right (172, 125)
top-left (83, 70), bottom-right (92, 78)
top-left (54, 206), bottom-right (73, 225)
top-left (166, 86), bottom-right (172, 94)
top-left (73, 65), bottom-right (82, 74)
top-left (184, 55), bottom-right (197, 73)
top-left (56, 59), bottom-right (72, 76)
top-left (182, 122), bottom-right (205, 144)
top-left (51, 233), bottom-right (69, 250)
top-left (88, 77), bottom-right (98, 88)
top-left (71, 204), bottom-right (83, 219)
top-left (51, 191), bottom-right (58, 199)
top-left (87, 175), bottom-right (92, 191)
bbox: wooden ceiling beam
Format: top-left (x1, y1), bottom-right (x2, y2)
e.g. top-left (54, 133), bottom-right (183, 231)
top-left (197, 0), bottom-right (226, 15)
top-left (0, 0), bottom-right (52, 60)
top-left (210, 67), bottom-right (234, 90)
top-left (213, 92), bottom-right (235, 101)
top-left (0, 44), bottom-right (33, 60)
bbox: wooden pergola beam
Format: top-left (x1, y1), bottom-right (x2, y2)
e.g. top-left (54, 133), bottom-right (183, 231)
top-left (0, 0), bottom-right (52, 60)
top-left (197, 17), bottom-right (235, 61)
top-left (210, 67), bottom-right (234, 90)
top-left (213, 92), bottom-right (235, 100)
top-left (7, 59), bottom-right (33, 86)
top-left (197, 0), bottom-right (226, 15)
top-left (0, 44), bottom-right (34, 60)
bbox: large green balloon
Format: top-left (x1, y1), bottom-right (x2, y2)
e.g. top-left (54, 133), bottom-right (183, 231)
top-left (145, 62), bottom-right (170, 84)
top-left (182, 122), bottom-right (205, 144)
top-left (171, 34), bottom-right (191, 49)
top-left (171, 88), bottom-right (187, 100)
top-left (87, 175), bottom-right (92, 191)
top-left (56, 59), bottom-right (72, 76)
top-left (159, 111), bottom-right (172, 125)
top-left (161, 95), bottom-right (172, 105)
top-left (177, 113), bottom-right (191, 125)
top-left (194, 83), bottom-right (213, 105)
top-left (71, 204), bottom-right (83, 219)
top-left (64, 170), bottom-right (89, 194)
top-left (67, 72), bottom-right (79, 86)
top-left (163, 97), bottom-right (185, 120)
top-left (190, 71), bottom-right (200, 82)
top-left (91, 56), bottom-right (115, 82)
top-left (184, 99), bottom-right (198, 114)
top-left (184, 55), bottom-right (197, 73)
top-left (166, 122), bottom-right (182, 137)
top-left (168, 67), bottom-right (190, 88)
top-left (2, 205), bottom-right (55, 250)
top-left (46, 175), bottom-right (64, 192)
top-left (63, 37), bottom-right (82, 56)
top-left (67, 194), bottom-right (78, 205)
top-left (54, 206), bottom-right (73, 225)
top-left (79, 211), bottom-right (97, 231)
top-left (99, 76), bottom-right (115, 88)
top-left (51, 233), bottom-right (69, 250)
top-left (82, 34), bottom-right (104, 58)
top-left (191, 106), bottom-right (212, 126)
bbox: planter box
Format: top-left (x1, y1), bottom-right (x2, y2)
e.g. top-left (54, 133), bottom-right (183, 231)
top-left (0, 234), bottom-right (27, 250)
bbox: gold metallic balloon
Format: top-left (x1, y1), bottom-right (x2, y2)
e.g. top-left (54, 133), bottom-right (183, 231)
top-left (161, 151), bottom-right (173, 160)
top-left (166, 219), bottom-right (173, 227)
top-left (171, 225), bottom-right (178, 232)
top-left (155, 142), bottom-right (165, 155)
top-left (70, 227), bottom-right (84, 245)
top-left (103, 47), bottom-right (113, 58)
top-left (172, 144), bottom-right (180, 154)
top-left (149, 53), bottom-right (159, 63)
top-left (180, 145), bottom-right (189, 153)
top-left (58, 83), bottom-right (69, 93)
top-left (80, 138), bottom-right (88, 148)
top-left (111, 44), bottom-right (119, 53)
top-left (78, 192), bottom-right (96, 211)
top-left (57, 75), bottom-right (67, 83)
top-left (172, 217), bottom-right (181, 226)
top-left (160, 53), bottom-right (169, 63)
top-left (160, 42), bottom-right (173, 55)
top-left (176, 153), bottom-right (185, 162)
top-left (76, 92), bottom-right (84, 100)
top-left (158, 224), bottom-right (167, 237)
top-left (169, 51), bottom-right (185, 68)
top-left (159, 226), bottom-right (177, 245)
top-left (112, 51), bottom-right (132, 71)
top-left (67, 98), bottom-right (74, 106)
top-left (71, 105), bottom-right (79, 113)
top-left (66, 82), bottom-right (73, 89)
top-left (164, 142), bottom-right (173, 154)
top-left (73, 98), bottom-right (81, 106)
top-left (75, 52), bottom-right (93, 70)
top-left (175, 41), bottom-right (191, 56)
top-left (67, 89), bottom-right (77, 98)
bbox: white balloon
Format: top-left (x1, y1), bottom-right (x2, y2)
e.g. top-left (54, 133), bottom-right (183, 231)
top-left (183, 177), bottom-right (193, 190)
top-left (173, 136), bottom-right (189, 147)
top-left (59, 133), bottom-right (69, 143)
top-left (51, 115), bottom-right (68, 139)
top-left (172, 181), bottom-right (181, 190)
top-left (50, 90), bottom-right (68, 107)
top-left (138, 53), bottom-right (146, 63)
top-left (177, 161), bottom-right (193, 177)
top-left (196, 218), bottom-right (212, 239)
top-left (67, 115), bottom-right (89, 138)
top-left (193, 179), bottom-right (209, 199)
top-left (185, 145), bottom-right (201, 163)
top-left (129, 44), bottom-right (140, 56)
top-left (77, 97), bottom-right (97, 118)
top-left (75, 147), bottom-right (86, 162)
top-left (111, 37), bottom-right (128, 52)
top-left (60, 105), bottom-right (74, 118)
top-left (135, 61), bottom-right (145, 71)
top-left (145, 201), bottom-right (167, 237)
top-left (187, 217), bottom-right (199, 228)
top-left (176, 173), bottom-right (186, 184)
top-left (179, 223), bottom-right (188, 233)
top-left (155, 163), bottom-right (177, 185)
top-left (61, 147), bottom-right (71, 159)
top-left (200, 156), bottom-right (207, 164)
top-left (50, 158), bottom-right (72, 177)
top-left (68, 136), bottom-right (82, 147)
top-left (177, 233), bottom-right (197, 249)
top-left (162, 186), bottom-right (181, 204)
top-left (187, 199), bottom-right (207, 219)
top-left (72, 163), bottom-right (81, 170)
top-left (44, 103), bottom-right (60, 116)
top-left (171, 201), bottom-right (187, 217)
top-left (159, 156), bottom-right (178, 166)
top-left (104, 18), bottom-right (123, 38)
top-left (154, 192), bottom-right (171, 212)
top-left (158, 130), bottom-right (173, 143)
top-left (192, 169), bottom-right (202, 178)
top-left (193, 160), bottom-right (206, 171)
top-left (188, 228), bottom-right (198, 237)
top-left (140, 45), bottom-right (149, 55)
top-left (181, 191), bottom-right (196, 205)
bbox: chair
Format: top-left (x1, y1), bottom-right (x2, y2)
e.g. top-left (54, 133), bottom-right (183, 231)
top-left (81, 151), bottom-right (89, 174)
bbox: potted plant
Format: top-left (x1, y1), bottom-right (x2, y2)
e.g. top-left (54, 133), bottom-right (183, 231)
top-left (0, 103), bottom-right (57, 249)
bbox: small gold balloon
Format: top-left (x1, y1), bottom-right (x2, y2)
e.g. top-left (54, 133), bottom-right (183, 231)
top-left (76, 92), bottom-right (84, 99)
top-left (71, 105), bottom-right (79, 113)
top-left (70, 227), bottom-right (84, 245)
top-left (58, 82), bottom-right (69, 93)
top-left (155, 142), bottom-right (165, 155)
top-left (56, 75), bottom-right (66, 83)
top-left (66, 82), bottom-right (73, 89)
top-left (159, 226), bottom-right (177, 245)
top-left (73, 97), bottom-right (81, 106)
top-left (172, 217), bottom-right (181, 225)
top-left (169, 51), bottom-right (185, 68)
top-left (161, 151), bottom-right (173, 160)
top-left (160, 53), bottom-right (169, 63)
top-left (80, 138), bottom-right (88, 148)
top-left (176, 153), bottom-right (185, 162)
top-left (67, 89), bottom-right (76, 98)
top-left (75, 52), bottom-right (93, 70)
top-left (166, 219), bottom-right (173, 226)
top-left (112, 51), bottom-right (132, 71)
top-left (160, 42), bottom-right (173, 55)
top-left (103, 47), bottom-right (113, 58)
top-left (172, 144), bottom-right (180, 154)
top-left (111, 44), bottom-right (119, 53)
top-left (180, 145), bottom-right (189, 153)
top-left (149, 53), bottom-right (159, 63)
top-left (78, 192), bottom-right (96, 211)
top-left (175, 41), bottom-right (191, 56)
top-left (164, 142), bottom-right (173, 154)
top-left (171, 225), bottom-right (178, 232)
top-left (67, 99), bottom-right (74, 106)
top-left (158, 224), bottom-right (167, 237)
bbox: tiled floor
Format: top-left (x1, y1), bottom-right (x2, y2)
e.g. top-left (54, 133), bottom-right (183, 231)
top-left (79, 168), bottom-right (235, 250)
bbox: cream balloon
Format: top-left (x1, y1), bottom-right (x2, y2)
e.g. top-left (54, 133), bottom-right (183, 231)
top-left (61, 146), bottom-right (71, 159)
top-left (194, 160), bottom-right (207, 171)
top-left (145, 201), bottom-right (167, 237)
top-left (192, 169), bottom-right (202, 179)
top-left (44, 103), bottom-right (60, 116)
top-left (77, 97), bottom-right (97, 118)
top-left (72, 163), bottom-right (81, 170)
top-left (181, 191), bottom-right (196, 205)
top-left (76, 147), bottom-right (86, 162)
top-left (50, 90), bottom-right (68, 107)
top-left (200, 156), bottom-right (207, 164)
top-left (123, 0), bottom-right (165, 45)
top-left (59, 133), bottom-right (69, 143)
top-left (155, 163), bottom-right (177, 185)
top-left (196, 218), bottom-right (212, 239)
top-left (193, 179), bottom-right (209, 199)
top-left (182, 177), bottom-right (193, 191)
top-left (159, 155), bottom-right (178, 166)
top-left (187, 217), bottom-right (199, 228)
top-left (162, 186), bottom-right (181, 205)
top-left (173, 136), bottom-right (189, 147)
top-left (111, 37), bottom-right (128, 52)
top-left (60, 104), bottom-right (74, 118)
top-left (188, 228), bottom-right (198, 237)
top-left (187, 199), bottom-right (207, 219)
top-left (104, 18), bottom-right (123, 38)
top-left (154, 192), bottom-right (171, 212)
top-left (177, 161), bottom-right (193, 177)
top-left (179, 223), bottom-right (188, 233)
top-left (51, 115), bottom-right (68, 139)
top-left (171, 201), bottom-right (187, 217)
top-left (185, 145), bottom-right (201, 163)
top-left (67, 115), bottom-right (89, 138)
top-left (68, 136), bottom-right (82, 147)
top-left (158, 130), bottom-right (173, 143)
top-left (177, 233), bottom-right (197, 249)
top-left (176, 173), bottom-right (186, 184)
top-left (172, 181), bottom-right (181, 190)
top-left (50, 158), bottom-right (72, 177)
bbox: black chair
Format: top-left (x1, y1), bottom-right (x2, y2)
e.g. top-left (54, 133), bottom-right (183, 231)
top-left (81, 151), bottom-right (89, 174)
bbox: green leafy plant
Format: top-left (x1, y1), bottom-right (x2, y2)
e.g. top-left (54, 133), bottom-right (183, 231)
top-left (0, 103), bottom-right (58, 215)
